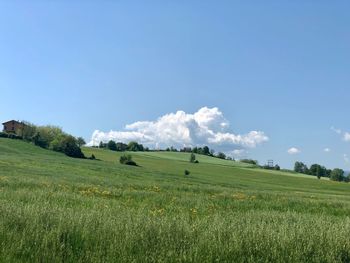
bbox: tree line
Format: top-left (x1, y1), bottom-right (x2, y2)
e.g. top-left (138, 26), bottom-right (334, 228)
top-left (294, 161), bottom-right (348, 182)
top-left (98, 140), bottom-right (238, 161)
top-left (1, 121), bottom-right (86, 159)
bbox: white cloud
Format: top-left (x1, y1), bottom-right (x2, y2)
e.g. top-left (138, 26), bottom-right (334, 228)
top-left (331, 126), bottom-right (342, 134)
top-left (88, 107), bottom-right (269, 151)
top-left (331, 126), bottom-right (350, 144)
top-left (344, 132), bottom-right (350, 142)
top-left (231, 149), bottom-right (247, 157)
top-left (287, 147), bottom-right (301, 155)
top-left (344, 154), bottom-right (349, 163)
top-left (324, 148), bottom-right (331, 153)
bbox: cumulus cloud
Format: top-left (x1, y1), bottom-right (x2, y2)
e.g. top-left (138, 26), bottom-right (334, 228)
top-left (287, 147), bottom-right (301, 155)
top-left (324, 148), bottom-right (331, 153)
top-left (88, 107), bottom-right (269, 152)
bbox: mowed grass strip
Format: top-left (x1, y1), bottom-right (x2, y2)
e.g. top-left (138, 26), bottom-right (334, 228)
top-left (1, 138), bottom-right (350, 262)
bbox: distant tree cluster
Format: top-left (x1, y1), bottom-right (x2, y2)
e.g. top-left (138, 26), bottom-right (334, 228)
top-left (5, 121), bottom-right (86, 159)
top-left (99, 140), bottom-right (149, 152)
top-left (99, 142), bottom-right (237, 161)
top-left (262, 164), bottom-right (281, 171)
top-left (240, 159), bottom-right (259, 166)
top-left (294, 161), bottom-right (348, 182)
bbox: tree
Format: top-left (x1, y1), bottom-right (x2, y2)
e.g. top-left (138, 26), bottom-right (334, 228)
top-left (294, 162), bottom-right (309, 174)
top-left (127, 141), bottom-right (144, 151)
top-left (77, 137), bottom-right (86, 147)
top-left (53, 135), bottom-right (85, 158)
top-left (107, 140), bottom-right (117, 151)
top-left (99, 141), bottom-right (105, 148)
top-left (17, 121), bottom-right (36, 141)
top-left (217, 152), bottom-right (226, 159)
top-left (31, 132), bottom-right (48, 148)
top-left (190, 153), bottom-right (196, 163)
top-left (116, 142), bottom-right (128, 151)
top-left (330, 168), bottom-right (345, 182)
top-left (274, 165), bottom-right (281, 171)
top-left (201, 146), bottom-right (210, 155)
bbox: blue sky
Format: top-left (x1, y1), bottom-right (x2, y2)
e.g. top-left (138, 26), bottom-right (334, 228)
top-left (1, 1), bottom-right (350, 169)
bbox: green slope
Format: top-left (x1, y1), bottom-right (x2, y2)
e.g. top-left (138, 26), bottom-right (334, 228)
top-left (1, 138), bottom-right (350, 262)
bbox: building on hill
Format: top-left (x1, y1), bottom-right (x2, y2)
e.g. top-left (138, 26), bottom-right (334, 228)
top-left (2, 120), bottom-right (25, 134)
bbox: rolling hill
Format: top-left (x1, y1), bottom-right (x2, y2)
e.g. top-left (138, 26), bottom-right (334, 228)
top-left (1, 137), bottom-right (350, 262)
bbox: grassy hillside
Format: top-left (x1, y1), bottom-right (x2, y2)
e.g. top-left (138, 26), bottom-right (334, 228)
top-left (1, 138), bottom-right (350, 262)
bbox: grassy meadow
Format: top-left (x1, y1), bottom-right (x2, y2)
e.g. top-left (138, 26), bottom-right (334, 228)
top-left (1, 138), bottom-right (350, 262)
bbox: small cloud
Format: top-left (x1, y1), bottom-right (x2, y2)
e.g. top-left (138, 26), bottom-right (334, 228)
top-left (287, 147), bottom-right (301, 155)
top-left (324, 148), bottom-right (331, 153)
top-left (331, 126), bottom-right (342, 134)
top-left (344, 132), bottom-right (350, 142)
top-left (344, 154), bottom-right (349, 163)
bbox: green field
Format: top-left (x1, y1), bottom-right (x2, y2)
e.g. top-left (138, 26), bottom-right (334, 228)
top-left (1, 138), bottom-right (350, 262)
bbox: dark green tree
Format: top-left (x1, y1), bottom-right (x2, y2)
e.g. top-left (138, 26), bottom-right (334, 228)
top-left (127, 141), bottom-right (144, 151)
top-left (77, 137), bottom-right (86, 147)
top-left (107, 140), bottom-right (117, 151)
top-left (217, 152), bottom-right (226, 159)
top-left (330, 168), bottom-right (345, 182)
top-left (116, 142), bottom-right (128, 151)
top-left (203, 146), bottom-right (210, 155)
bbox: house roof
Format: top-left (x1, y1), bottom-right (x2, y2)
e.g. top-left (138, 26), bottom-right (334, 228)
top-left (2, 120), bottom-right (22, 125)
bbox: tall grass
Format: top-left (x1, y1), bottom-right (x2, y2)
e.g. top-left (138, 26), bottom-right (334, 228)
top-left (1, 138), bottom-right (350, 262)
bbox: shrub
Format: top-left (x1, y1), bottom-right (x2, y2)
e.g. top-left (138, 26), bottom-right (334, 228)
top-left (120, 154), bottom-right (137, 166)
top-left (48, 134), bottom-right (85, 158)
top-left (59, 136), bottom-right (85, 158)
top-left (90, 154), bottom-right (96, 160)
top-left (31, 132), bottom-right (49, 148)
top-left (184, 170), bottom-right (190, 176)
top-left (0, 132), bottom-right (22, 140)
top-left (190, 153), bottom-right (196, 163)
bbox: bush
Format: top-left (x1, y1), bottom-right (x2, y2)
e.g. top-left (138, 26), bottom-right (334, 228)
top-left (48, 134), bottom-right (85, 158)
top-left (190, 153), bottom-right (196, 163)
top-left (184, 170), bottom-right (190, 176)
top-left (31, 132), bottom-right (49, 148)
top-left (120, 154), bottom-right (137, 166)
top-left (0, 132), bottom-right (22, 140)
top-left (90, 154), bottom-right (96, 160)
top-left (59, 136), bottom-right (85, 158)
